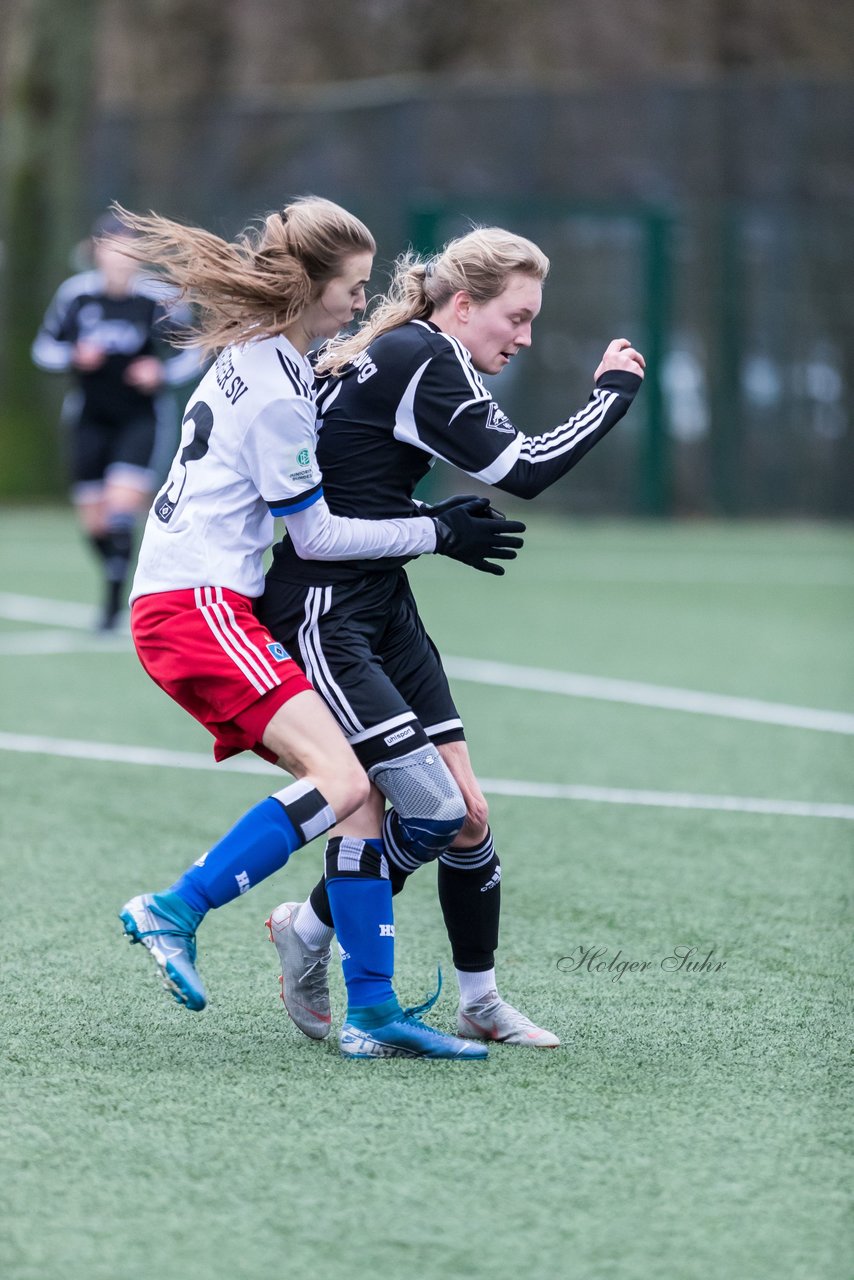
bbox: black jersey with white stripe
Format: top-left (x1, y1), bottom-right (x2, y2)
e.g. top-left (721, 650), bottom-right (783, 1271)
top-left (268, 318), bottom-right (641, 584)
top-left (32, 270), bottom-right (197, 423)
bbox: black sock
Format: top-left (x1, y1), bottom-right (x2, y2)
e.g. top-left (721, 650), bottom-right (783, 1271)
top-left (103, 578), bottom-right (124, 626)
top-left (104, 523), bottom-right (132, 584)
top-left (99, 519), bottom-right (134, 626)
top-left (308, 876), bottom-right (334, 928)
top-left (87, 532), bottom-right (112, 562)
top-left (437, 831), bottom-right (501, 971)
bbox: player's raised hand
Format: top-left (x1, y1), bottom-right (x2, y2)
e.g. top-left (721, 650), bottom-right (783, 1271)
top-left (594, 338), bottom-right (646, 382)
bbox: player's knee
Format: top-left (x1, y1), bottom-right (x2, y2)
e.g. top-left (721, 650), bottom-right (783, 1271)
top-left (375, 744), bottom-right (467, 868)
top-left (328, 760), bottom-right (372, 820)
top-left (384, 805), bottom-right (466, 869)
top-left (400, 806), bottom-right (466, 860)
top-left (307, 754), bottom-right (370, 822)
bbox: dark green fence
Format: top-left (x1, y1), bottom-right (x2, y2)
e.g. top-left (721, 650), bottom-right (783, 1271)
top-left (3, 77), bottom-right (851, 514)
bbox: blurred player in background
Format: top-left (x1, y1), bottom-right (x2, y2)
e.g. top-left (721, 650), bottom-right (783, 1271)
top-left (259, 227), bottom-right (644, 1055)
top-left (31, 213), bottom-right (199, 630)
top-left (112, 197), bottom-right (520, 1060)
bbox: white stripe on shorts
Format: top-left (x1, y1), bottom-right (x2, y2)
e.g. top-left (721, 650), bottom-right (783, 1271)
top-left (297, 586), bottom-right (363, 736)
top-left (211, 589), bottom-right (281, 686)
top-left (424, 717), bottom-right (464, 738)
top-left (194, 587), bottom-right (279, 696)
top-left (348, 711), bottom-right (419, 746)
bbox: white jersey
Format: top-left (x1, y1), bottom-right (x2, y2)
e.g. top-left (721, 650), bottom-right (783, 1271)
top-left (131, 334), bottom-right (435, 601)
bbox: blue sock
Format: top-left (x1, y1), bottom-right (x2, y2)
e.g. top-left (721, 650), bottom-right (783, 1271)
top-left (346, 995), bottom-right (401, 1030)
top-left (167, 796), bottom-right (303, 914)
top-left (327, 849), bottom-right (396, 1016)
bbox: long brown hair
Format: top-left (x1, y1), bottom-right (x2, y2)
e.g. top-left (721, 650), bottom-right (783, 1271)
top-left (316, 226), bottom-right (549, 375)
top-left (112, 197), bottom-right (375, 355)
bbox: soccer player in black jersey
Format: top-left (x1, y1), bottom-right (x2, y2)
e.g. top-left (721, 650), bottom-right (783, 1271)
top-left (32, 213), bottom-right (199, 629)
top-left (258, 226), bottom-right (645, 1052)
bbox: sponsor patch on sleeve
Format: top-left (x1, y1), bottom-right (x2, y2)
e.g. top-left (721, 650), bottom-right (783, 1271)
top-left (484, 401), bottom-right (515, 434)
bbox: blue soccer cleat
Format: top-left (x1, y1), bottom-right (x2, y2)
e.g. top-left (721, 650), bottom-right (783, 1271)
top-left (119, 892), bottom-right (207, 1011)
top-left (340, 1014), bottom-right (488, 1059)
top-left (339, 977), bottom-right (488, 1060)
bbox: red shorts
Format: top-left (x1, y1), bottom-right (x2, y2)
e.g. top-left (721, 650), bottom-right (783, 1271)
top-left (131, 586), bottom-right (313, 762)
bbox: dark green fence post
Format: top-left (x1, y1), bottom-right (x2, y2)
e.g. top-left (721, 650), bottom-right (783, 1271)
top-left (409, 205), bottom-right (443, 256)
top-left (638, 210), bottom-right (672, 516)
top-left (710, 205), bottom-right (742, 514)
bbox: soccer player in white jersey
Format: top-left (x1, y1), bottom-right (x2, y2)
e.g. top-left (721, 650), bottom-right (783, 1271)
top-left (259, 227), bottom-right (645, 1053)
top-left (115, 198), bottom-right (523, 1060)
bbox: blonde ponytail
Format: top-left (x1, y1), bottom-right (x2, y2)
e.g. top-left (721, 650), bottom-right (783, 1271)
top-left (317, 227), bottom-right (549, 376)
top-left (112, 197), bottom-right (375, 356)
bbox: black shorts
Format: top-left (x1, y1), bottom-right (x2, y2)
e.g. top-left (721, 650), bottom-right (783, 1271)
top-left (257, 568), bottom-right (465, 771)
top-left (72, 412), bottom-right (157, 486)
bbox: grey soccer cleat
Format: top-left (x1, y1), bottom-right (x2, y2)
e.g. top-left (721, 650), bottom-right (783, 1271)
top-left (457, 991), bottom-right (560, 1047)
top-left (265, 901), bottom-right (332, 1040)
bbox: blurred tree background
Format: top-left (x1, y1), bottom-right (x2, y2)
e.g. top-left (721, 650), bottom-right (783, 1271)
top-left (1, 0), bottom-right (853, 513)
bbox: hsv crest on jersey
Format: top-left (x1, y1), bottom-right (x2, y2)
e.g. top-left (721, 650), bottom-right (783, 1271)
top-left (266, 641), bottom-right (289, 662)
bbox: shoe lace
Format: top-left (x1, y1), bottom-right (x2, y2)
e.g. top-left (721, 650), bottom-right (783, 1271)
top-left (299, 953), bottom-right (329, 985)
top-left (135, 925), bottom-right (196, 942)
top-left (402, 966), bottom-right (443, 1023)
top-left (133, 924), bottom-right (197, 964)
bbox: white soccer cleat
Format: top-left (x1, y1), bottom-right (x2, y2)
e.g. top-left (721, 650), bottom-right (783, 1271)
top-left (265, 901), bottom-right (332, 1040)
top-left (457, 991), bottom-right (560, 1048)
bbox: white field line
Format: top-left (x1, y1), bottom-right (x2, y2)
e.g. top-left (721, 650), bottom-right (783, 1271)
top-left (0, 630), bottom-right (130, 654)
top-left (513, 561), bottom-right (854, 587)
top-left (2, 592), bottom-right (853, 735)
top-left (442, 657), bottom-right (854, 736)
top-left (0, 593), bottom-right (96, 628)
top-left (0, 730), bottom-right (852, 822)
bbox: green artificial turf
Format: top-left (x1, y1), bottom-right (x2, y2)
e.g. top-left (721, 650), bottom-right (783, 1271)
top-left (1, 507), bottom-right (852, 1280)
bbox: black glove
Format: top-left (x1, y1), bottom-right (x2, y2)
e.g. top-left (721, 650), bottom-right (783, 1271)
top-left (418, 493), bottom-right (484, 518)
top-left (432, 497), bottom-right (526, 576)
